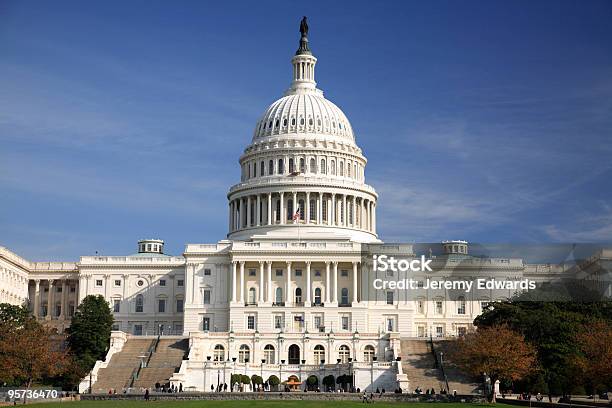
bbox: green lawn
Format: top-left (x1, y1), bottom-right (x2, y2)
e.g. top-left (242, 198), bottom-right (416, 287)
top-left (37, 401), bottom-right (510, 408)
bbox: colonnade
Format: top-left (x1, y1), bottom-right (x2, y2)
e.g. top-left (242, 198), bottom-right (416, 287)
top-left (0, 267), bottom-right (28, 305)
top-left (228, 192), bottom-right (376, 233)
top-left (29, 279), bottom-right (78, 320)
top-left (229, 260), bottom-right (361, 307)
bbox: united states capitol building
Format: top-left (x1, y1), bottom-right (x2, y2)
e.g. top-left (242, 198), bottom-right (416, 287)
top-left (1, 19), bottom-right (610, 393)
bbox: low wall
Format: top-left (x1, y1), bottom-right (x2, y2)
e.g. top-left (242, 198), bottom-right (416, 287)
top-left (498, 398), bottom-right (609, 408)
top-left (83, 392), bottom-right (484, 403)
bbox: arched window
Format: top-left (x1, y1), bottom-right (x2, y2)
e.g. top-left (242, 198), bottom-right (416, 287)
top-left (248, 287), bottom-right (257, 304)
top-left (291, 117), bottom-right (296, 126)
top-left (288, 344), bottom-right (300, 364)
top-left (331, 160), bottom-right (336, 175)
top-left (354, 163), bottom-right (357, 178)
top-left (135, 294), bottom-right (143, 313)
top-left (264, 345), bottom-right (275, 364)
top-left (348, 163), bottom-right (352, 177)
top-left (275, 199), bottom-right (281, 222)
top-left (213, 344), bottom-right (225, 361)
top-left (339, 161), bottom-right (344, 176)
top-left (309, 158), bottom-right (316, 173)
top-left (260, 161), bottom-right (264, 177)
top-left (314, 288), bottom-right (322, 305)
top-left (283, 118), bottom-right (287, 127)
top-left (289, 158), bottom-right (295, 173)
top-left (457, 296), bottom-right (466, 315)
top-left (269, 160), bottom-right (274, 175)
top-left (287, 199), bottom-right (293, 220)
top-left (339, 345), bottom-right (350, 364)
top-left (320, 159), bottom-right (326, 174)
top-left (275, 287), bottom-right (283, 304)
top-left (363, 345), bottom-right (375, 362)
top-left (298, 199), bottom-right (305, 220)
top-left (309, 199), bottom-right (315, 221)
top-left (341, 288), bottom-right (349, 305)
top-left (299, 158), bottom-right (305, 173)
top-left (295, 288), bottom-right (302, 304)
top-left (322, 199), bottom-right (328, 222)
top-left (314, 345), bottom-right (325, 364)
top-left (278, 159), bottom-right (284, 174)
top-left (239, 344), bottom-right (250, 363)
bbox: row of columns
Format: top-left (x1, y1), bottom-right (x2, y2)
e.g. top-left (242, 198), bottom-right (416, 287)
top-left (229, 261), bottom-right (361, 306)
top-left (30, 279), bottom-right (76, 320)
top-left (0, 268), bottom-right (28, 304)
top-left (229, 192), bottom-right (376, 233)
top-left (242, 155), bottom-right (364, 183)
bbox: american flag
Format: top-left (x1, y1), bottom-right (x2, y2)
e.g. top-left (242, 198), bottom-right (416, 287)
top-left (292, 208), bottom-right (301, 221)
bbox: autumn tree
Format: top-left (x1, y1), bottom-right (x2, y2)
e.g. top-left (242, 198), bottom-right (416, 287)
top-left (573, 320), bottom-right (612, 392)
top-left (448, 325), bottom-right (537, 402)
top-left (0, 305), bottom-right (70, 398)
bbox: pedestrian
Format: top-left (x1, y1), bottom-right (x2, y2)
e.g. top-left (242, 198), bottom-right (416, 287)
top-left (144, 389), bottom-right (150, 401)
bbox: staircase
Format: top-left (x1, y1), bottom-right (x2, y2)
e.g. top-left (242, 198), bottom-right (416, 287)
top-left (93, 338), bottom-right (155, 393)
top-left (132, 338), bottom-right (188, 389)
top-left (435, 340), bottom-right (480, 395)
top-left (400, 339), bottom-right (445, 392)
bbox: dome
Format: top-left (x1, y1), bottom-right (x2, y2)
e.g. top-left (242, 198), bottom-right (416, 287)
top-left (253, 93), bottom-right (355, 142)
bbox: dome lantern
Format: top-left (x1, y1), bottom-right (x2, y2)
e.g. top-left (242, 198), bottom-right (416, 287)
top-left (287, 16), bottom-right (318, 95)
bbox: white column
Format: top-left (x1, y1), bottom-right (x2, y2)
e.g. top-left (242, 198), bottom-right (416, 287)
top-left (305, 192), bottom-right (310, 224)
top-left (280, 192), bottom-right (285, 225)
top-left (46, 280), bottom-right (54, 320)
top-left (34, 280), bottom-right (40, 318)
top-left (256, 195), bottom-right (261, 226)
top-left (60, 280), bottom-right (67, 319)
top-left (342, 194), bottom-right (347, 226)
top-left (317, 193), bottom-right (322, 224)
top-left (331, 194), bottom-right (336, 225)
top-left (373, 203), bottom-right (377, 233)
top-left (267, 193), bottom-right (272, 225)
top-left (266, 261), bottom-right (273, 304)
top-left (239, 261), bottom-right (245, 304)
top-left (286, 261), bottom-right (292, 306)
top-left (352, 196), bottom-right (356, 227)
top-left (292, 192), bottom-right (297, 219)
top-left (332, 262), bottom-right (338, 304)
top-left (305, 261), bottom-right (311, 306)
top-left (325, 262), bottom-right (330, 304)
top-left (247, 196), bottom-right (252, 227)
top-left (352, 262), bottom-right (358, 304)
top-left (231, 261), bottom-right (237, 303)
top-left (259, 261), bottom-right (265, 304)
top-left (228, 201), bottom-right (233, 231)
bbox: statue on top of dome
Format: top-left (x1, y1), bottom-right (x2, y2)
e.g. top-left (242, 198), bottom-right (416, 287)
top-left (300, 16), bottom-right (309, 38)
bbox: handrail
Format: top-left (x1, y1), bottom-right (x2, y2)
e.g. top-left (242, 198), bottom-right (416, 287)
top-left (429, 336), bottom-right (449, 393)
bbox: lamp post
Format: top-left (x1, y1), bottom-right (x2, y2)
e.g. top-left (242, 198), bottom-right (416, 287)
top-left (261, 359), bottom-right (265, 390)
top-left (321, 359), bottom-right (325, 391)
top-left (204, 356), bottom-right (211, 392)
top-left (337, 359), bottom-right (341, 391)
top-left (280, 360), bottom-right (285, 392)
top-left (232, 357), bottom-right (237, 392)
top-left (300, 359), bottom-right (306, 391)
top-left (370, 356), bottom-right (377, 392)
top-left (348, 358), bottom-right (353, 392)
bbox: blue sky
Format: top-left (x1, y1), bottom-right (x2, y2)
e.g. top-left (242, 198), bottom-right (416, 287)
top-left (1, 0), bottom-right (611, 260)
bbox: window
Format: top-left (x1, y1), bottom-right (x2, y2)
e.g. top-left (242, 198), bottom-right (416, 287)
top-left (417, 300), bottom-right (424, 314)
top-left (278, 159), bottom-right (284, 174)
top-left (341, 316), bottom-right (349, 331)
top-left (386, 291), bottom-right (394, 305)
top-left (322, 199), bottom-right (327, 221)
top-left (314, 270), bottom-right (321, 277)
top-left (314, 345), bottom-right (325, 364)
top-left (457, 296), bottom-right (466, 315)
top-left (275, 269), bottom-right (283, 277)
top-left (264, 345), bottom-right (275, 364)
top-left (275, 288), bottom-right (283, 304)
top-left (248, 287), bottom-right (257, 304)
top-left (314, 315), bottom-right (322, 329)
top-left (176, 299), bottom-right (184, 313)
top-left (436, 326), bottom-right (444, 337)
top-left (95, 279), bottom-right (103, 287)
top-left (135, 294), bottom-right (143, 313)
top-left (239, 345), bottom-right (250, 363)
top-left (70, 286), bottom-right (76, 293)
top-left (177, 279), bottom-right (184, 287)
top-left (339, 345), bottom-right (350, 363)
top-left (274, 314), bottom-right (283, 329)
top-left (309, 158), bottom-right (316, 173)
top-left (331, 160), bottom-right (336, 175)
top-left (114, 280), bottom-right (121, 287)
top-left (457, 326), bottom-right (467, 337)
top-left (203, 290), bottom-right (211, 304)
top-left (341, 269), bottom-right (348, 277)
top-left (341, 288), bottom-right (349, 305)
top-left (309, 200), bottom-right (315, 221)
top-left (248, 269), bottom-right (256, 277)
top-left (386, 318), bottom-right (394, 332)
top-left (320, 159), bottom-right (326, 174)
top-left (134, 324), bottom-right (143, 335)
top-left (295, 288), bottom-right (302, 304)
top-left (112, 323), bottom-right (119, 331)
top-left (213, 344), bottom-right (224, 361)
top-left (289, 158), bottom-right (295, 173)
top-left (202, 317), bottom-right (211, 331)
top-left (269, 160), bottom-right (274, 175)
top-left (247, 315), bottom-right (256, 330)
top-left (364, 345), bottom-right (375, 362)
top-left (113, 299), bottom-right (121, 313)
top-left (299, 158), bottom-right (305, 173)
top-left (435, 300), bottom-right (443, 314)
top-left (260, 161), bottom-right (264, 176)
top-left (314, 288), bottom-right (322, 305)
top-left (158, 299), bottom-right (166, 313)
top-left (159, 279), bottom-right (166, 286)
top-left (295, 269), bottom-right (302, 277)
top-left (204, 269), bottom-right (211, 276)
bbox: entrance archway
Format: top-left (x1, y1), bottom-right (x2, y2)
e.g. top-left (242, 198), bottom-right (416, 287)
top-left (288, 344), bottom-right (300, 364)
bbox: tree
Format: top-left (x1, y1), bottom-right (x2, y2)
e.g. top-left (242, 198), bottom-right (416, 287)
top-left (267, 375), bottom-right (280, 390)
top-left (67, 295), bottom-right (114, 370)
top-left (448, 325), bottom-right (536, 402)
top-left (322, 375), bottom-right (335, 391)
top-left (251, 374), bottom-right (263, 390)
top-left (573, 320), bottom-right (612, 391)
top-left (0, 303), bottom-right (31, 334)
top-left (0, 315), bottom-right (70, 400)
